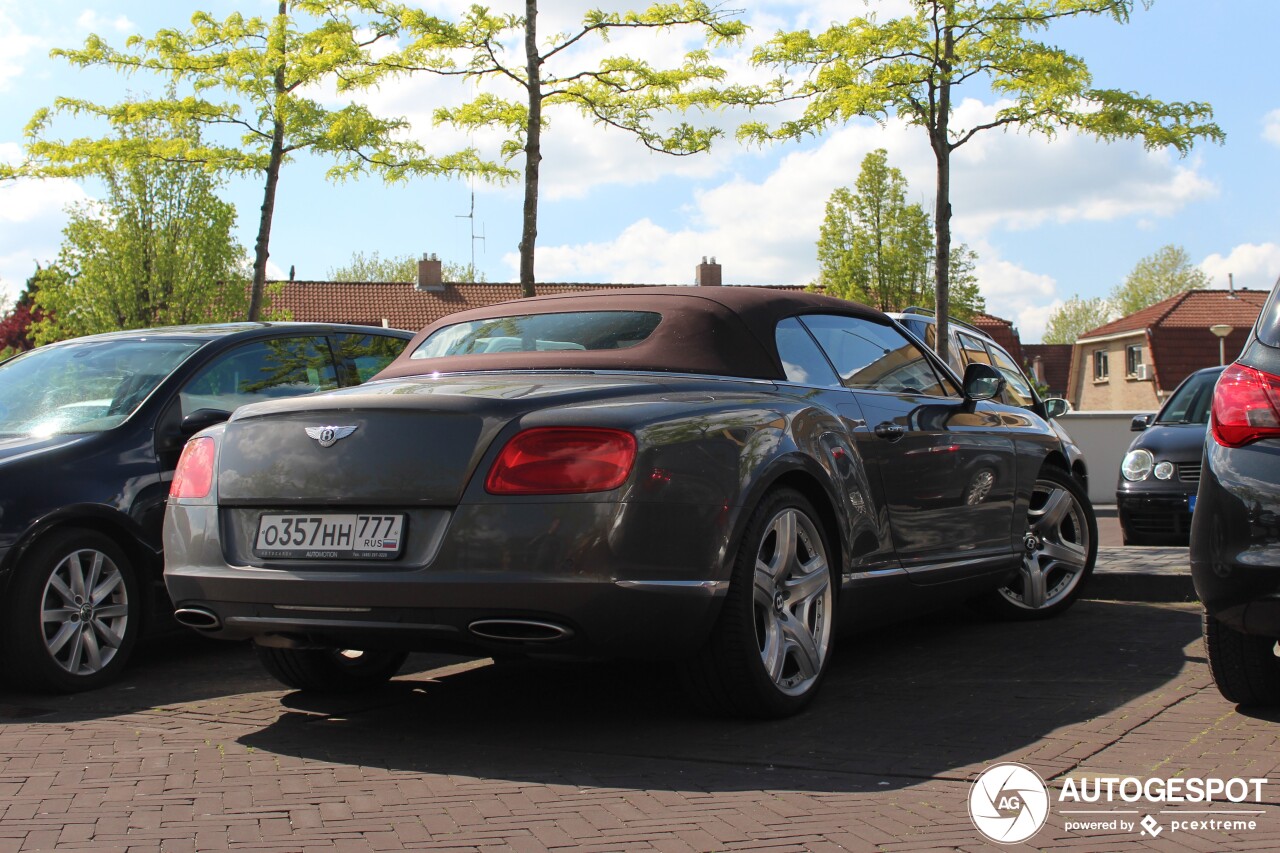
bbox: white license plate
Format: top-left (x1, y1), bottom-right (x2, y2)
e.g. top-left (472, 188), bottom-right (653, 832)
top-left (254, 513), bottom-right (405, 560)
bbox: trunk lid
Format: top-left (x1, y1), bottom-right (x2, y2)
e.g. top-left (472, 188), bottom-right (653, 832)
top-left (214, 374), bottom-right (669, 505)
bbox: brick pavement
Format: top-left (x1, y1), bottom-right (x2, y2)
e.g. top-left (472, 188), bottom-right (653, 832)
top-left (2, 595), bottom-right (1278, 852)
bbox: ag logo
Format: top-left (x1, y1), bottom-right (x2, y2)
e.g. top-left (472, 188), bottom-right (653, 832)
top-left (969, 763), bottom-right (1050, 844)
top-left (304, 425), bottom-right (357, 448)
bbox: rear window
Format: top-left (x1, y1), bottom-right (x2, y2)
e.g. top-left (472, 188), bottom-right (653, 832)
top-left (411, 311), bottom-right (662, 360)
top-left (1257, 283), bottom-right (1280, 348)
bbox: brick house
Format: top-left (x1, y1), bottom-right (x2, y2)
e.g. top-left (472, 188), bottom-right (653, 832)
top-left (1023, 343), bottom-right (1072, 398)
top-left (268, 257), bottom-right (758, 331)
top-left (1065, 289), bottom-right (1268, 411)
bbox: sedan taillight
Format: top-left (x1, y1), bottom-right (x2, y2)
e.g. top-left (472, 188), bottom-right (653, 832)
top-left (171, 437), bottom-right (216, 499)
top-left (486, 428), bottom-right (637, 495)
top-left (1211, 363), bottom-right (1280, 448)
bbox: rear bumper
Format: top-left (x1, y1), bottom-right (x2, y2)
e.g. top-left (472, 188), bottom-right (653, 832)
top-left (164, 501), bottom-right (730, 660)
top-left (1190, 440), bottom-right (1280, 637)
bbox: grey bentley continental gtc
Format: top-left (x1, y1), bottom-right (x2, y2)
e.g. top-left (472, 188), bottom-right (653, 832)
top-left (163, 287), bottom-right (1096, 717)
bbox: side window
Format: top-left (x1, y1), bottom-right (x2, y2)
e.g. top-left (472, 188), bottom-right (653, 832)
top-left (179, 337), bottom-right (339, 417)
top-left (987, 344), bottom-right (1036, 408)
top-left (1094, 350), bottom-right (1109, 381)
top-left (775, 318), bottom-right (842, 388)
top-left (799, 314), bottom-right (956, 397)
top-left (335, 333), bottom-right (410, 383)
top-left (957, 333), bottom-right (993, 367)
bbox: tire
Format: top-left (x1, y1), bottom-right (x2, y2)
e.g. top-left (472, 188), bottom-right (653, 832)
top-left (683, 488), bottom-right (836, 718)
top-left (254, 645), bottom-right (408, 693)
top-left (1203, 612), bottom-right (1280, 706)
top-left (1, 529), bottom-right (140, 693)
top-left (983, 466), bottom-right (1098, 620)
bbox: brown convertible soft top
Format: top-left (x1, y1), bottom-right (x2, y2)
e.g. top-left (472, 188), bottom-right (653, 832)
top-left (376, 286), bottom-right (882, 381)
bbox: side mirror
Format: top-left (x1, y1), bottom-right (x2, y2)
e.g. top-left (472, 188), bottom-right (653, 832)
top-left (180, 408), bottom-right (232, 436)
top-left (1043, 397), bottom-right (1071, 419)
top-left (962, 362), bottom-right (1005, 402)
top-left (1131, 414), bottom-right (1153, 432)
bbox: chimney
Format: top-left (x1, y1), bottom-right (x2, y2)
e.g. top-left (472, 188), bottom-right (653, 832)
top-left (416, 253), bottom-right (444, 291)
top-left (696, 256), bottom-right (722, 287)
top-left (1228, 272), bottom-right (1236, 298)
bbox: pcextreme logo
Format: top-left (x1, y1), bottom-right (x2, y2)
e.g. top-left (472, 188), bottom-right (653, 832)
top-left (967, 763), bottom-right (1271, 845)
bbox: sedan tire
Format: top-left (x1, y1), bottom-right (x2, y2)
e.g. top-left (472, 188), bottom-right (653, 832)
top-left (2, 529), bottom-right (140, 693)
top-left (1203, 612), bottom-right (1280, 706)
top-left (684, 488), bottom-right (836, 718)
top-left (983, 466), bottom-right (1097, 620)
top-left (254, 645), bottom-right (409, 693)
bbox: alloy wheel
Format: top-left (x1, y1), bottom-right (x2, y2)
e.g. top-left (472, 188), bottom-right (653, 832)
top-left (751, 507), bottom-right (833, 696)
top-left (39, 548), bottom-right (130, 676)
top-left (1002, 477), bottom-right (1091, 610)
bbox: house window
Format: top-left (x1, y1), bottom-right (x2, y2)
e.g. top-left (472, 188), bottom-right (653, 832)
top-left (1126, 344), bottom-right (1144, 377)
top-left (1093, 350), bottom-right (1109, 381)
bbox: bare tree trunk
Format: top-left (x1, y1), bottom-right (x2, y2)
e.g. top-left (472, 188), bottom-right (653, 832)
top-left (931, 20), bottom-right (955, 368)
top-left (518, 0), bottom-right (541, 298)
top-left (248, 2), bottom-right (288, 322)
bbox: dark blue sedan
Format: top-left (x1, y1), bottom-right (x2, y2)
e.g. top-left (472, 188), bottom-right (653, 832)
top-left (0, 323), bottom-right (412, 692)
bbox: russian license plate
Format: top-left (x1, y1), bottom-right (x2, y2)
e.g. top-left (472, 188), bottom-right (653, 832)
top-left (254, 513), bottom-right (405, 560)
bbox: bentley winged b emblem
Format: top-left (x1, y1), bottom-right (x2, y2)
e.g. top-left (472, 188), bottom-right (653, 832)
top-left (305, 425), bottom-right (358, 448)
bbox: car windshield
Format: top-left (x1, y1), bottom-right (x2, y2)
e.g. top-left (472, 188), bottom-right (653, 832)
top-left (1154, 370), bottom-right (1221, 425)
top-left (411, 311), bottom-right (662, 359)
top-left (0, 339), bottom-right (202, 438)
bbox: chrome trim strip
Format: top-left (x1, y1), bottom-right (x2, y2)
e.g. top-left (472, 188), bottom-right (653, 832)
top-left (615, 580), bottom-right (730, 594)
top-left (273, 605), bottom-right (372, 613)
top-left (846, 567), bottom-right (908, 581)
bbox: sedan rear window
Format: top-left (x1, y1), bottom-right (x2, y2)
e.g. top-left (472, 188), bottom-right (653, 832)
top-left (411, 311), bottom-right (661, 360)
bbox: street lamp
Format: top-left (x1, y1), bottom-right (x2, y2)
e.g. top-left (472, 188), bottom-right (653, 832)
top-left (1210, 323), bottom-right (1234, 366)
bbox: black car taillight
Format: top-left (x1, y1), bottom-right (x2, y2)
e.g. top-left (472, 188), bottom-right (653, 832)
top-left (1211, 363), bottom-right (1280, 448)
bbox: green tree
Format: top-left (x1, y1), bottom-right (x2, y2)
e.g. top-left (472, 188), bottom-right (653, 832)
top-left (7, 2), bottom-right (505, 321)
top-left (1043, 295), bottom-right (1114, 344)
top-left (327, 251), bottom-right (486, 283)
top-left (744, 0), bottom-right (1223, 365)
top-left (397, 1), bottom-right (745, 295)
top-left (32, 122), bottom-right (249, 344)
top-left (818, 149), bottom-right (982, 318)
top-left (1110, 244), bottom-right (1209, 316)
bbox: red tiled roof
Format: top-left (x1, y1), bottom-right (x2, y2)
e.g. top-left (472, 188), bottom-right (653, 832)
top-left (970, 312), bottom-right (1024, 363)
top-left (1023, 343), bottom-right (1072, 397)
top-left (1071, 289), bottom-right (1267, 395)
top-left (267, 280), bottom-right (814, 332)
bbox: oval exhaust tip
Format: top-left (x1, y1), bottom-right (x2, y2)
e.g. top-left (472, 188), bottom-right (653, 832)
top-left (173, 607), bottom-right (222, 631)
top-left (468, 619), bottom-right (573, 642)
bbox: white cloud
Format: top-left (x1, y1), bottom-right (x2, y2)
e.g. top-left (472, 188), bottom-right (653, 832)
top-left (1263, 110), bottom-right (1280, 147)
top-left (1200, 243), bottom-right (1280, 291)
top-left (0, 158), bottom-right (90, 304)
top-left (0, 8), bottom-right (45, 91)
top-left (75, 10), bottom-right (134, 34)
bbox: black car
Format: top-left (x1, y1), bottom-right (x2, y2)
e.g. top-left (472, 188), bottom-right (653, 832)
top-left (1192, 281), bottom-right (1280, 706)
top-left (164, 288), bottom-right (1098, 718)
top-left (1118, 366), bottom-right (1223, 545)
top-left (0, 322), bottom-right (413, 692)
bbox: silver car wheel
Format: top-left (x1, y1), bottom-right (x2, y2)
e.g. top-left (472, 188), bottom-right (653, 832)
top-left (752, 507), bottom-right (833, 697)
top-left (40, 548), bottom-right (129, 676)
top-left (1001, 477), bottom-right (1091, 611)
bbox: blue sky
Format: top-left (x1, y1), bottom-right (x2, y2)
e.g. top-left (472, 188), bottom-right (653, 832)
top-left (2, 0), bottom-right (1277, 343)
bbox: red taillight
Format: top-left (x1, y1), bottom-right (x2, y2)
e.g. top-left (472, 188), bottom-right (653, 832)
top-left (1211, 363), bottom-right (1280, 448)
top-left (171, 437), bottom-right (216, 499)
top-left (485, 428), bottom-right (637, 495)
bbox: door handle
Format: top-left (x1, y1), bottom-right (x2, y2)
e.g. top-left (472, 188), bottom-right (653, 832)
top-left (874, 422), bottom-right (906, 441)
